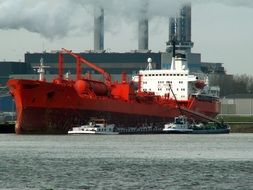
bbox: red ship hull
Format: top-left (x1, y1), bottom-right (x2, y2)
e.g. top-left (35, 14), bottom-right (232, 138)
top-left (8, 79), bottom-right (220, 134)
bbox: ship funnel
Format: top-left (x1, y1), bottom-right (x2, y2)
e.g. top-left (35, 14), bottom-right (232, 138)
top-left (94, 7), bottom-right (104, 51)
top-left (174, 53), bottom-right (188, 71)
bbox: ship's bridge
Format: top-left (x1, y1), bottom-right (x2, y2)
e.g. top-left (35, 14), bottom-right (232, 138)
top-left (137, 55), bottom-right (198, 101)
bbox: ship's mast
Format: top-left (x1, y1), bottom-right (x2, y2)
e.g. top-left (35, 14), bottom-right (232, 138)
top-left (33, 58), bottom-right (50, 81)
top-left (170, 39), bottom-right (176, 70)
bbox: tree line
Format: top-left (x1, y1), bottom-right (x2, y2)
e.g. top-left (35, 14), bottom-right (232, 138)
top-left (209, 74), bottom-right (253, 97)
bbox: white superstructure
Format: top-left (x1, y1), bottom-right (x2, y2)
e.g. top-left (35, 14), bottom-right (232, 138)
top-left (133, 54), bottom-right (200, 101)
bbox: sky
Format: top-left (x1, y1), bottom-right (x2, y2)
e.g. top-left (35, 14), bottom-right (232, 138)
top-left (0, 0), bottom-right (252, 75)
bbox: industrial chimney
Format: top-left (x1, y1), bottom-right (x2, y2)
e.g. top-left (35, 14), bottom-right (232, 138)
top-left (94, 7), bottom-right (104, 51)
top-left (178, 4), bottom-right (192, 44)
top-left (166, 3), bottom-right (193, 53)
top-left (138, 19), bottom-right (148, 51)
top-left (138, 2), bottom-right (149, 51)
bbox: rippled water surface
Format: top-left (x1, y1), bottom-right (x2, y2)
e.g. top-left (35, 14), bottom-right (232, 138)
top-left (0, 134), bottom-right (252, 189)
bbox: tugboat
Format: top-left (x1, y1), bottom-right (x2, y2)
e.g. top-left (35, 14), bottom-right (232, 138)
top-left (68, 118), bottom-right (119, 135)
top-left (162, 115), bottom-right (230, 134)
top-left (163, 115), bottom-right (193, 134)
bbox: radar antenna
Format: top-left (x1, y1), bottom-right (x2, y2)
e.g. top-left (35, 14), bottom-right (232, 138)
top-left (146, 58), bottom-right (153, 70)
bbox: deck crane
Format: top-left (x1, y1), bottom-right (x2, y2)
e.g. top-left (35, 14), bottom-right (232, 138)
top-left (58, 48), bottom-right (111, 86)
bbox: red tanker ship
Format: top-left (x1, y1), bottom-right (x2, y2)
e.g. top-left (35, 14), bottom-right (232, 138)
top-left (7, 49), bottom-right (220, 134)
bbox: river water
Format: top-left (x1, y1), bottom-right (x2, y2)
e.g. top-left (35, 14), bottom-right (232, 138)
top-left (0, 133), bottom-right (252, 189)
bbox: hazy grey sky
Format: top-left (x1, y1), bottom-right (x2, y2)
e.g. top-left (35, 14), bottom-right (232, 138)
top-left (0, 0), bottom-right (252, 75)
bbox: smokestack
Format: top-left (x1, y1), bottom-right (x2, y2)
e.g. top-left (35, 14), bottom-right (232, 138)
top-left (94, 7), bottom-right (104, 51)
top-left (166, 3), bottom-right (193, 53)
top-left (138, 2), bottom-right (149, 51)
top-left (138, 19), bottom-right (148, 51)
top-left (183, 4), bottom-right (191, 43)
top-left (169, 17), bottom-right (176, 42)
top-left (178, 4), bottom-right (192, 43)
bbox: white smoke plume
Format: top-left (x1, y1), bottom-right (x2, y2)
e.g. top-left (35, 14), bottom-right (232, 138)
top-left (0, 0), bottom-right (252, 39)
top-left (0, 0), bottom-right (90, 39)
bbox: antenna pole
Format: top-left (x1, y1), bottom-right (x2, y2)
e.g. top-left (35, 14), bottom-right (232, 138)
top-left (58, 53), bottom-right (63, 82)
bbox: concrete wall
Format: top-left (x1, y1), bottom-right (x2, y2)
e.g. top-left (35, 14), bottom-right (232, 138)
top-left (221, 98), bottom-right (253, 115)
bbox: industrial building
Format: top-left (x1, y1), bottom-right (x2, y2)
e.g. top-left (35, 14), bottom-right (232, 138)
top-left (0, 61), bottom-right (32, 85)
